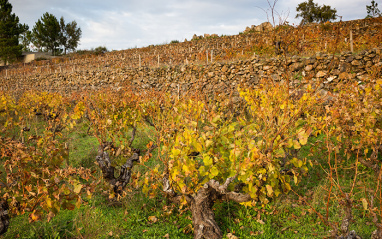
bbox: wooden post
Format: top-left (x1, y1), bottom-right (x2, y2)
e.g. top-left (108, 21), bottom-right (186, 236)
top-left (139, 55), bottom-right (141, 67)
top-left (211, 50), bottom-right (213, 63)
top-left (206, 50), bottom-right (208, 64)
top-left (350, 30), bottom-right (353, 53)
top-left (157, 55), bottom-right (160, 67)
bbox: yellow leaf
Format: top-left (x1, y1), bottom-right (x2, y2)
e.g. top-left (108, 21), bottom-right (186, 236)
top-left (182, 164), bottom-right (189, 173)
top-left (298, 130), bottom-right (309, 145)
top-left (210, 166), bottom-right (219, 176)
top-left (198, 166), bottom-right (206, 176)
top-left (293, 140), bottom-right (301, 149)
top-left (29, 211), bottom-right (39, 222)
top-left (240, 201), bottom-right (252, 207)
top-left (194, 142), bottom-right (203, 152)
top-left (46, 197), bottom-right (52, 208)
top-left (73, 182), bottom-right (82, 194)
top-left (171, 148), bottom-right (181, 157)
top-left (360, 198), bottom-right (368, 210)
top-left (203, 155), bottom-right (213, 166)
top-left (205, 140), bottom-right (213, 148)
top-left (212, 115), bottom-right (221, 123)
top-left (266, 185), bottom-right (273, 196)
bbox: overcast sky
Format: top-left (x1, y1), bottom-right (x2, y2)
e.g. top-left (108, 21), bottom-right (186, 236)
top-left (10, 0), bottom-right (373, 51)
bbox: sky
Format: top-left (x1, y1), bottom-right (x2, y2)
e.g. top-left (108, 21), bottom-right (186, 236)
top-left (10, 0), bottom-right (374, 51)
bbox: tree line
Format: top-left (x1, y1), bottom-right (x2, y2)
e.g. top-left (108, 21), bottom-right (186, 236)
top-left (0, 0), bottom-right (81, 65)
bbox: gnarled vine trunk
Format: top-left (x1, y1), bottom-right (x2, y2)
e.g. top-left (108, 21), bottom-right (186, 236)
top-left (96, 142), bottom-right (157, 195)
top-left (164, 176), bottom-right (251, 239)
top-left (0, 200), bottom-right (9, 236)
top-left (190, 185), bottom-right (224, 239)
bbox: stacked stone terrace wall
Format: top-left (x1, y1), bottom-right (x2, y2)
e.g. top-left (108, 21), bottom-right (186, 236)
top-left (2, 47), bottom-right (381, 97)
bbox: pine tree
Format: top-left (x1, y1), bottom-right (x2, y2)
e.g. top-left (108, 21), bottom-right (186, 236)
top-left (296, 0), bottom-right (337, 25)
top-left (59, 17), bottom-right (82, 54)
top-left (0, 0), bottom-right (25, 65)
top-left (32, 13), bottom-right (61, 56)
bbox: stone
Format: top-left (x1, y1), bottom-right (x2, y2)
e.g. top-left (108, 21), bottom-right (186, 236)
top-left (339, 72), bottom-right (351, 80)
top-left (260, 22), bottom-right (273, 31)
top-left (351, 60), bottom-right (361, 66)
top-left (346, 55), bottom-right (354, 62)
top-left (305, 65), bottom-right (313, 72)
top-left (290, 62), bottom-right (303, 72)
top-left (254, 22), bottom-right (273, 32)
top-left (316, 71), bottom-right (327, 78)
top-left (339, 62), bottom-right (351, 72)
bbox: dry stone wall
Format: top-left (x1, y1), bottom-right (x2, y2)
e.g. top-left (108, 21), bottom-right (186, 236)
top-left (2, 47), bottom-right (381, 97)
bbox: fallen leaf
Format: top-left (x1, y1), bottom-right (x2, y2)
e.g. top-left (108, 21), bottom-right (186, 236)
top-left (148, 215), bottom-right (158, 223)
top-left (227, 233), bottom-right (238, 239)
top-left (257, 219), bottom-right (265, 224)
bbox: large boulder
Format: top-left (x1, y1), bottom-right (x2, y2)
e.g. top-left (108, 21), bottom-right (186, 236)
top-left (255, 22), bottom-right (274, 32)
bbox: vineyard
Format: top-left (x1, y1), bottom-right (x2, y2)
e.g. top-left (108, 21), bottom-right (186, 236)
top-left (0, 17), bottom-right (382, 239)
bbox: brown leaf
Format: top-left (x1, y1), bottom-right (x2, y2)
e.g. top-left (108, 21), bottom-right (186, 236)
top-left (257, 219), bottom-right (265, 225)
top-left (227, 233), bottom-right (238, 239)
top-left (148, 215), bottom-right (158, 223)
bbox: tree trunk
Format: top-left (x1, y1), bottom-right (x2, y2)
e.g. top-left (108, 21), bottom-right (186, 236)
top-left (163, 176), bottom-right (251, 239)
top-left (96, 142), bottom-right (157, 195)
top-left (190, 185), bottom-right (222, 239)
top-left (0, 200), bottom-right (9, 236)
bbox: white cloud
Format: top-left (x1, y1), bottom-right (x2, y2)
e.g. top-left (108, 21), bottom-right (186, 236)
top-left (9, 0), bottom-right (374, 50)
